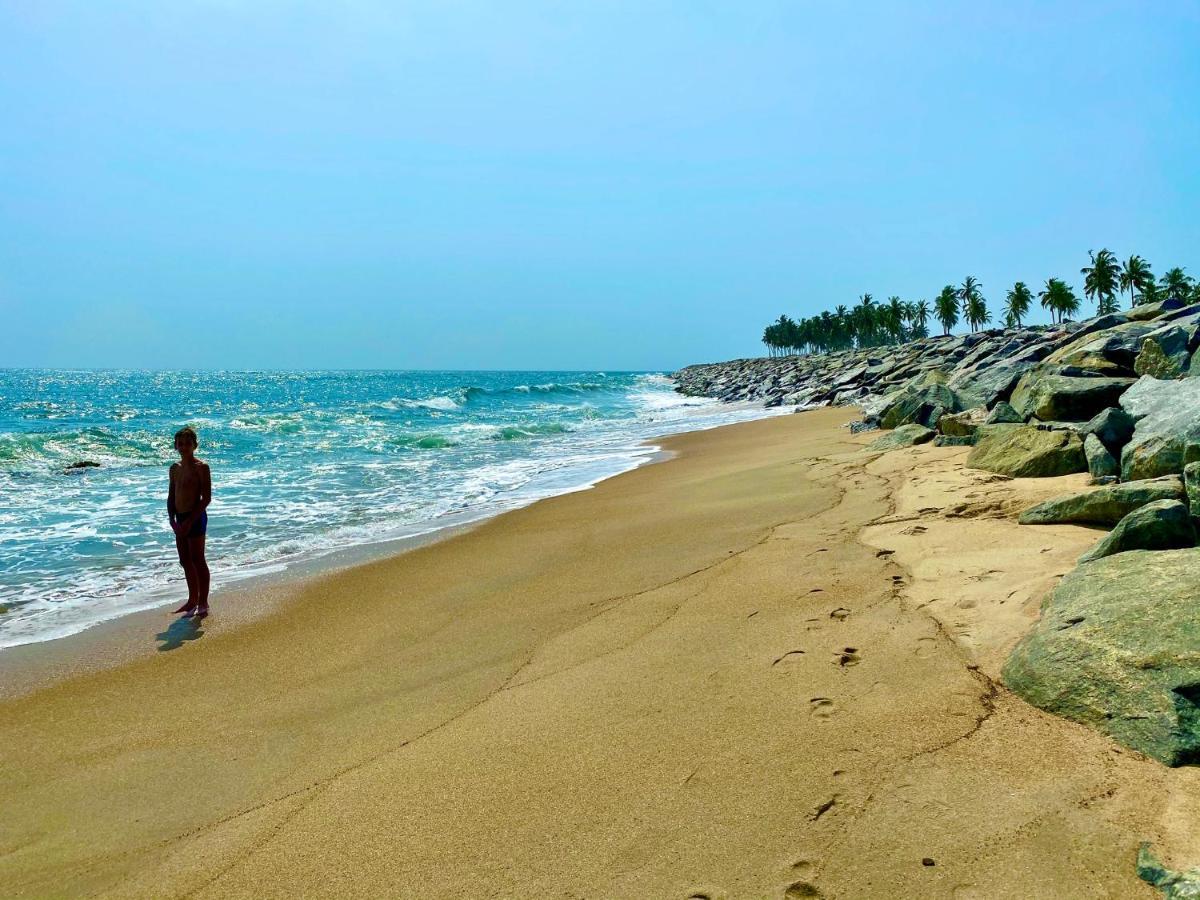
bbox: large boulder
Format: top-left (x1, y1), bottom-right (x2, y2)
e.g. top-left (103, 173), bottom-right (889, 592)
top-left (947, 361), bottom-right (1032, 410)
top-left (937, 406), bottom-right (987, 437)
top-left (867, 423), bottom-right (935, 451)
top-left (1078, 499), bottom-right (1196, 563)
top-left (1003, 547), bottom-right (1200, 766)
top-left (966, 424), bottom-right (1087, 478)
top-left (1083, 433), bottom-right (1120, 479)
top-left (1047, 321), bottom-right (1157, 375)
top-left (1018, 475), bottom-right (1186, 526)
top-left (985, 401), bottom-right (1023, 424)
top-left (1080, 406), bottom-right (1136, 455)
top-left (1120, 376), bottom-right (1200, 480)
top-left (1009, 370), bottom-right (1135, 422)
top-left (1135, 330), bottom-right (1190, 379)
top-left (879, 382), bottom-right (962, 430)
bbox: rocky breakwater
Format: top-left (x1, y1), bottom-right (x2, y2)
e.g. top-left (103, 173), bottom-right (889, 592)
top-left (675, 295), bottom-right (1200, 770)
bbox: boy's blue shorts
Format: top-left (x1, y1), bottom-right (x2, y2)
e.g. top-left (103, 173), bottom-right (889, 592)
top-left (178, 511), bottom-right (207, 537)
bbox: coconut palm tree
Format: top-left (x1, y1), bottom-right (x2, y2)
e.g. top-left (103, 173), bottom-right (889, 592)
top-left (1081, 248), bottom-right (1120, 315)
top-left (1119, 255), bottom-right (1155, 307)
top-left (934, 285), bottom-right (959, 336)
top-left (1004, 282), bottom-right (1032, 328)
top-left (957, 277), bottom-right (989, 331)
top-left (1159, 267), bottom-right (1195, 304)
top-left (854, 294), bottom-right (877, 347)
top-left (1039, 278), bottom-right (1081, 324)
top-left (911, 300), bottom-right (931, 338)
top-left (886, 296), bottom-right (906, 342)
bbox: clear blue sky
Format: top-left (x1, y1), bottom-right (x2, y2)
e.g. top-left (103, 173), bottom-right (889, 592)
top-left (2, 1), bottom-right (1198, 371)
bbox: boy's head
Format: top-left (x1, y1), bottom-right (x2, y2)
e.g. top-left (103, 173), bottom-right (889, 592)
top-left (174, 426), bottom-right (198, 456)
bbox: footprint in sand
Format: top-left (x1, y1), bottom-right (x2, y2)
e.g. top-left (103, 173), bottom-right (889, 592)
top-left (784, 880), bottom-right (824, 898)
top-left (809, 697), bottom-right (837, 719)
top-left (829, 607), bottom-right (850, 621)
top-left (835, 647), bottom-right (861, 667)
top-left (914, 636), bottom-right (938, 659)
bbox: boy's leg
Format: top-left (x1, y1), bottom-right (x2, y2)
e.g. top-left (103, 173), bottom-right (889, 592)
top-left (173, 532), bottom-right (198, 614)
top-left (190, 535), bottom-right (210, 616)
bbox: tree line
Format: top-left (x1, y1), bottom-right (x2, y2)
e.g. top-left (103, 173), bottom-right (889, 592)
top-left (761, 250), bottom-right (1199, 356)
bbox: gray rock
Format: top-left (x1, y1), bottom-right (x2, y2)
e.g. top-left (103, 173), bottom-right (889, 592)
top-left (1137, 843), bottom-right (1200, 899)
top-left (965, 425), bottom-right (1087, 478)
top-left (1186, 462), bottom-right (1200, 519)
top-left (1078, 499), bottom-right (1196, 563)
top-left (1083, 433), bottom-right (1119, 479)
top-left (985, 401), bottom-right (1023, 424)
top-left (937, 406), bottom-right (987, 437)
top-left (1018, 474), bottom-right (1186, 526)
top-left (1009, 370), bottom-right (1135, 422)
top-left (879, 383), bottom-right (962, 430)
top-left (1003, 547), bottom-right (1200, 766)
top-left (1120, 376), bottom-right (1200, 480)
top-left (947, 361), bottom-right (1031, 410)
top-left (867, 423), bottom-right (935, 451)
top-left (1080, 406), bottom-right (1136, 455)
top-left (933, 434), bottom-right (975, 447)
top-left (1135, 331), bottom-right (1189, 379)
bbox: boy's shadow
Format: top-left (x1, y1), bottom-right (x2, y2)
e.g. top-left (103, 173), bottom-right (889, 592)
top-left (156, 616), bottom-right (206, 652)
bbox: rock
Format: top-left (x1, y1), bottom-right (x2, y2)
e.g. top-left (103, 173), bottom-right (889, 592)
top-left (1003, 547), bottom-right (1200, 765)
top-left (1009, 370), bottom-right (1134, 422)
top-left (1080, 406), bottom-right (1135, 455)
top-left (1078, 499), bottom-right (1195, 563)
top-left (1083, 433), bottom-right (1120, 479)
top-left (1135, 333), bottom-right (1189, 379)
top-left (947, 362), bottom-right (1031, 410)
top-left (933, 435), bottom-right (975, 447)
top-left (1137, 843), bottom-right (1200, 898)
top-left (1186, 462), bottom-right (1200, 519)
top-left (867, 423), bottom-right (935, 451)
top-left (965, 425), bottom-right (1087, 478)
top-left (985, 401), bottom-right (1023, 424)
top-left (64, 460), bottom-right (101, 472)
top-left (1017, 475), bottom-right (1186, 526)
top-left (937, 406), bottom-right (987, 437)
top-left (880, 383), bottom-right (962, 430)
top-left (1119, 376), bottom-right (1200, 480)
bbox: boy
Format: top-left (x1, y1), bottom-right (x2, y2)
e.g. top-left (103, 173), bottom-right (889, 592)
top-left (167, 426), bottom-right (212, 619)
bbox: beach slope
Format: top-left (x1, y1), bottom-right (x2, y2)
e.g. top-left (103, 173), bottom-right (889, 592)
top-left (0, 409), bottom-right (1172, 898)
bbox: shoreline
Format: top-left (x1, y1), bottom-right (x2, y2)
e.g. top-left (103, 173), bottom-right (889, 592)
top-left (1, 394), bottom-right (780, 665)
top-left (2, 406), bottom-right (1183, 897)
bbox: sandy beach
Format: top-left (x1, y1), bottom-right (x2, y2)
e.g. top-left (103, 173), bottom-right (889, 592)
top-left (3, 407), bottom-right (1194, 898)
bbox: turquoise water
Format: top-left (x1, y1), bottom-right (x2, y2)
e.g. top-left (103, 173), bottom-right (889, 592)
top-left (0, 370), bottom-right (774, 648)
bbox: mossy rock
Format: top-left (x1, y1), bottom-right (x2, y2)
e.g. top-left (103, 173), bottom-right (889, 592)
top-left (966, 425), bottom-right (1086, 477)
top-left (1018, 475), bottom-right (1185, 526)
top-left (867, 423), bottom-right (934, 451)
top-left (1003, 548), bottom-right (1200, 766)
top-left (1010, 371), bottom-right (1135, 422)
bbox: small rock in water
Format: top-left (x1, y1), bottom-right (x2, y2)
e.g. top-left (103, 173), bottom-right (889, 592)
top-left (64, 460), bottom-right (101, 471)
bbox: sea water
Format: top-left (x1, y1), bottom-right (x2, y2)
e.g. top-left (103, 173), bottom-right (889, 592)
top-left (0, 370), bottom-right (776, 648)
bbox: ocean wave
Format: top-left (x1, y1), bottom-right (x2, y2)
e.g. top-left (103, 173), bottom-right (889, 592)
top-left (0, 427), bottom-right (175, 470)
top-left (490, 422), bottom-right (572, 441)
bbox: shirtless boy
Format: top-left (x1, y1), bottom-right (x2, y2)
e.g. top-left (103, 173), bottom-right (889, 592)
top-left (167, 426), bottom-right (212, 618)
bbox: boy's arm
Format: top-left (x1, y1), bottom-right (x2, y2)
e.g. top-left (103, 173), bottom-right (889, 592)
top-left (198, 463), bottom-right (212, 511)
top-left (167, 464), bottom-right (179, 530)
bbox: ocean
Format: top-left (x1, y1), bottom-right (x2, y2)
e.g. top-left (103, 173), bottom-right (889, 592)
top-left (0, 369), bottom-right (776, 649)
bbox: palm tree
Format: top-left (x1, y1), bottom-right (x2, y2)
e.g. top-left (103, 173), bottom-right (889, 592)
top-left (1119, 255), bottom-right (1155, 307)
top-left (855, 294), bottom-right (876, 347)
top-left (934, 285), bottom-right (959, 336)
top-left (1081, 248), bottom-right (1120, 315)
top-left (886, 296), bottom-right (906, 343)
top-left (1039, 278), bottom-right (1081, 324)
top-left (1159, 267), bottom-right (1195, 304)
top-left (1004, 282), bottom-right (1032, 328)
top-left (957, 276), bottom-right (989, 331)
top-left (911, 300), bottom-right (930, 338)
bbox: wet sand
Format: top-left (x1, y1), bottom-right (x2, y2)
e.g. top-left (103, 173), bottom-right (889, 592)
top-left (1, 407), bottom-right (1189, 898)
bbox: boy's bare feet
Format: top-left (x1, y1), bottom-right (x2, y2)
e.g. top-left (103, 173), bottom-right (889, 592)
top-left (194, 605), bottom-right (209, 620)
top-left (173, 601), bottom-right (197, 616)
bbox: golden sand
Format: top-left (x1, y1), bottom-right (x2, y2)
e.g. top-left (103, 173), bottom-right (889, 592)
top-left (2, 407), bottom-right (1194, 898)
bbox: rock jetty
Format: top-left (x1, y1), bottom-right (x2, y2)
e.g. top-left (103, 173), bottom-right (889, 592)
top-left (675, 296), bottom-right (1200, 767)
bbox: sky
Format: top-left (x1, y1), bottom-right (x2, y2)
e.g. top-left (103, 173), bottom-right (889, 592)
top-left (1, 1), bottom-right (1198, 371)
